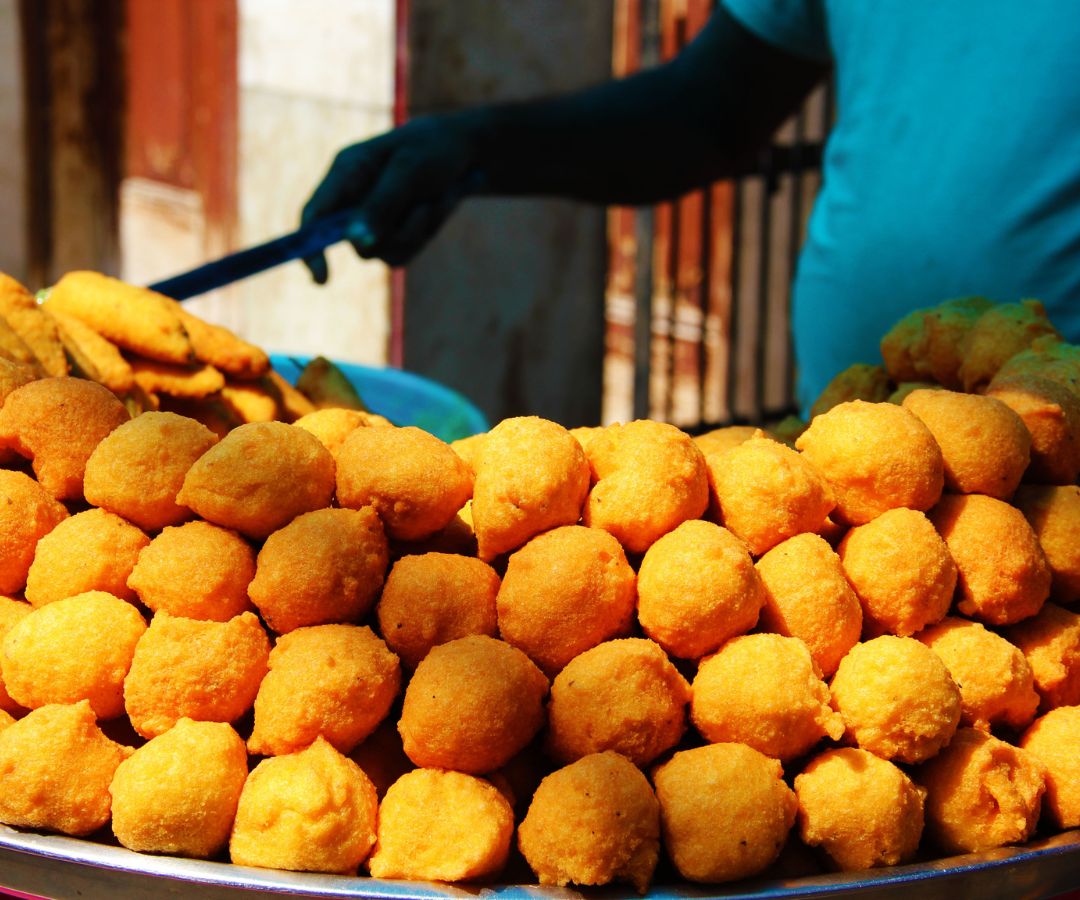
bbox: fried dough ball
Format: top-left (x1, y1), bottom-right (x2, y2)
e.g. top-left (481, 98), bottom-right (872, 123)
top-left (837, 508), bottom-right (956, 638)
top-left (0, 701), bottom-right (131, 836)
top-left (917, 617), bottom-right (1039, 732)
top-left (293, 407), bottom-right (368, 459)
top-left (177, 421), bottom-right (335, 540)
top-left (50, 308), bottom-right (135, 393)
top-left (691, 634), bottom-right (843, 761)
top-left (368, 768), bottom-right (514, 882)
top-left (0, 377), bottom-right (128, 500)
top-left (930, 494), bottom-right (1051, 625)
top-left (987, 374), bottom-right (1080, 485)
top-left (496, 526), bottom-right (635, 675)
top-left (902, 390), bottom-right (1030, 500)
top-left (692, 424), bottom-right (758, 457)
top-left (109, 718), bottom-right (248, 858)
top-left (795, 748), bottom-right (926, 871)
top-left (0, 709), bottom-right (12, 732)
top-left (24, 508), bottom-right (149, 608)
top-left (1013, 485), bottom-right (1080, 606)
top-left (637, 520), bottom-right (764, 660)
top-left (913, 296), bottom-right (994, 389)
top-left (887, 381), bottom-right (940, 405)
top-left (230, 737), bottom-right (378, 874)
top-left (583, 419), bottom-right (709, 554)
top-left (995, 335), bottom-right (1080, 397)
top-left (376, 553), bottom-right (499, 668)
top-left (1, 591), bottom-right (146, 719)
top-left (0, 357), bottom-right (37, 412)
top-left (174, 307), bottom-right (269, 380)
top-left (547, 638), bottom-right (689, 767)
top-left (518, 752), bottom-right (660, 892)
top-left (1005, 603), bottom-right (1080, 712)
top-left (0, 469), bottom-right (68, 594)
top-left (398, 635), bottom-right (547, 774)
top-left (83, 412), bottom-right (218, 531)
top-left (248, 507), bottom-right (388, 634)
top-left (880, 306), bottom-right (928, 384)
top-left (653, 743), bottom-right (797, 884)
top-left (1020, 707), bottom-right (1080, 829)
top-left (795, 401), bottom-right (944, 526)
top-left (124, 611), bottom-right (270, 738)
top-left (917, 728), bottom-right (1045, 854)
top-left (0, 278), bottom-right (67, 377)
top-left (248, 624), bottom-right (400, 757)
top-left (756, 533), bottom-right (862, 677)
top-left (958, 299), bottom-right (1061, 393)
top-left (0, 596), bottom-right (30, 715)
top-left (470, 416), bottom-right (589, 560)
top-left (810, 363), bottom-right (891, 419)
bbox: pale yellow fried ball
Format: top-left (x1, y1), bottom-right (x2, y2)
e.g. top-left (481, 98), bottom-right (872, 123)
top-left (248, 507), bottom-right (388, 634)
top-left (1005, 603), bottom-right (1080, 712)
top-left (0, 596), bottom-right (30, 715)
top-left (177, 421), bottom-right (335, 539)
top-left (292, 407), bottom-right (368, 459)
top-left (1, 591), bottom-right (146, 719)
top-left (653, 743), bottom-right (797, 884)
top-left (546, 638), bottom-right (690, 767)
top-left (837, 508), bottom-right (956, 638)
top-left (124, 611), bottom-right (270, 738)
top-left (917, 617), bottom-right (1039, 732)
top-left (1013, 485), bottom-right (1080, 606)
top-left (127, 521), bottom-right (255, 621)
top-left (930, 494), bottom-right (1051, 625)
top-left (230, 737), bottom-right (378, 874)
top-left (0, 470), bottom-right (68, 595)
top-left (795, 401), bottom-right (944, 526)
top-left (756, 533), bottom-right (862, 677)
top-left (470, 416), bottom-right (589, 561)
top-left (1020, 706), bottom-right (1080, 829)
top-left (830, 636), bottom-right (961, 764)
top-left (368, 768), bottom-right (514, 882)
top-left (691, 634), bottom-right (843, 762)
top-left (583, 419), bottom-right (709, 554)
top-left (986, 374), bottom-right (1080, 486)
top-left (916, 728), bottom-right (1046, 854)
top-left (794, 748), bottom-right (926, 871)
top-left (518, 751), bottom-right (660, 892)
top-left (448, 430), bottom-right (487, 473)
top-left (248, 624), bottom-right (400, 757)
top-left (958, 299), bottom-right (1061, 393)
top-left (398, 635), bottom-right (547, 774)
top-left (496, 526), bottom-right (636, 675)
top-left (810, 363), bottom-right (892, 419)
top-left (637, 519), bottom-right (765, 660)
top-left (109, 718), bottom-right (248, 858)
top-left (692, 424), bottom-right (759, 458)
top-left (0, 701), bottom-right (131, 836)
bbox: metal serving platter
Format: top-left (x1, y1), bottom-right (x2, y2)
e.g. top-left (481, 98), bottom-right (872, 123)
top-left (1, 826), bottom-right (1078, 900)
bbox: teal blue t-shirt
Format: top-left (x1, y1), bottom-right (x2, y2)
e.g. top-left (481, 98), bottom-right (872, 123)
top-left (723, 0), bottom-right (1080, 412)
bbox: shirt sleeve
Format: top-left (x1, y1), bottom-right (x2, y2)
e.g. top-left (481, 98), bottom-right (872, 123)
top-left (721, 0), bottom-right (832, 63)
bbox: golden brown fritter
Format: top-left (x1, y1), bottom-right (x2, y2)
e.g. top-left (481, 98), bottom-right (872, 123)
top-left (0, 469), bottom-right (68, 595)
top-left (1020, 707), bottom-right (1080, 829)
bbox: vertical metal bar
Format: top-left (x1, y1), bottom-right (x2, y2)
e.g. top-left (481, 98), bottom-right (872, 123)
top-left (785, 108), bottom-right (807, 414)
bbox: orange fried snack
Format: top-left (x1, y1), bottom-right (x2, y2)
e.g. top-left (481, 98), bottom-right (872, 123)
top-left (887, 380), bottom-right (939, 404)
top-left (130, 358), bottom-right (225, 399)
top-left (518, 752), bottom-right (660, 892)
top-left (398, 635), bottom-right (547, 774)
top-left (48, 308), bottom-right (134, 393)
top-left (174, 306), bottom-right (269, 380)
top-left (262, 370), bottom-right (317, 422)
top-left (1005, 603), bottom-right (1080, 712)
top-left (177, 421), bottom-right (335, 539)
top-left (0, 470), bottom-right (68, 595)
top-left (109, 718), bottom-right (248, 858)
top-left (995, 334), bottom-right (1080, 396)
top-left (368, 768), bottom-right (514, 882)
top-left (470, 416), bottom-right (589, 560)
top-left (218, 378), bottom-right (280, 423)
top-left (691, 424), bottom-right (758, 458)
top-left (124, 611), bottom-right (270, 738)
top-left (248, 624), bottom-right (400, 757)
top-left (0, 700), bottom-right (131, 836)
top-left (1020, 707), bottom-right (1080, 829)
top-left (0, 356), bottom-right (38, 411)
top-left (880, 306), bottom-right (929, 384)
top-left (958, 299), bottom-right (1061, 393)
top-left (0, 276), bottom-right (68, 377)
top-left (248, 507), bottom-right (388, 634)
top-left (1013, 485), bottom-right (1080, 606)
top-left (0, 596), bottom-right (31, 715)
top-left (230, 737), bottom-right (378, 874)
top-left (637, 519), bottom-right (764, 660)
top-left (0, 276), bottom-right (47, 373)
top-left (987, 374), bottom-right (1080, 486)
top-left (293, 407), bottom-right (368, 459)
top-left (910, 296), bottom-right (995, 388)
top-left (496, 525), bottom-right (636, 675)
top-left (0, 709), bottom-right (12, 733)
top-left (449, 430), bottom-right (487, 472)
top-left (810, 363), bottom-right (891, 419)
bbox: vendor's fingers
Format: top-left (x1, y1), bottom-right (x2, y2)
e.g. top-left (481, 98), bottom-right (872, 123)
top-left (379, 197), bottom-right (458, 268)
top-left (303, 251), bottom-right (329, 285)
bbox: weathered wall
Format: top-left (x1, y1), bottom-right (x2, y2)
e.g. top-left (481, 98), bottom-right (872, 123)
top-left (0, 0), bottom-right (28, 283)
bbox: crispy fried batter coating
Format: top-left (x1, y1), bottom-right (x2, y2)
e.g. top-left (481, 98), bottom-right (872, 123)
top-left (0, 709), bottom-right (12, 732)
top-left (637, 520), bottom-right (764, 660)
top-left (987, 374), bottom-right (1080, 486)
top-left (48, 308), bottom-right (134, 393)
top-left (25, 508), bottom-right (148, 608)
top-left (218, 378), bottom-right (279, 423)
top-left (518, 752), bottom-right (660, 892)
top-left (177, 421), bottom-right (335, 539)
top-left (916, 297), bottom-right (996, 387)
top-left (368, 768), bottom-right (514, 882)
top-left (0, 376), bottom-right (129, 500)
top-left (0, 281), bottom-right (46, 373)
top-left (449, 431), bottom-right (487, 473)
top-left (795, 748), bottom-right (925, 871)
top-left (0, 470), bottom-right (68, 595)
top-left (756, 533), bottom-right (862, 677)
top-left (830, 636), bottom-right (961, 764)
top-left (547, 638), bottom-right (689, 767)
top-left (230, 737), bottom-right (378, 874)
top-left (1013, 485), bottom-right (1080, 605)
top-left (810, 363), bottom-right (891, 419)
top-left (692, 425), bottom-right (758, 458)
top-left (880, 307), bottom-right (928, 383)
top-left (995, 335), bottom-right (1080, 397)
top-left (293, 407), bottom-right (368, 459)
top-left (0, 277), bottom-right (67, 377)
top-left (0, 357), bottom-right (38, 411)
top-left (174, 307), bottom-right (270, 380)
top-left (1020, 707), bottom-right (1080, 829)
top-left (930, 494), bottom-right (1051, 625)
top-left (376, 552), bottom-right (499, 668)
top-left (653, 743), bottom-right (797, 884)
top-left (470, 416), bottom-right (589, 560)
top-left (887, 381), bottom-right (940, 404)
top-left (1005, 603), bottom-right (1080, 712)
top-left (0, 596), bottom-right (30, 715)
top-left (130, 358), bottom-right (225, 399)
top-left (263, 370), bottom-right (317, 422)
top-left (109, 718), bottom-right (248, 858)
top-left (124, 611), bottom-right (270, 738)
top-left (248, 507), bottom-right (388, 634)
top-left (958, 299), bottom-right (1061, 393)
top-left (248, 624), bottom-right (400, 757)
top-left (837, 508), bottom-right (956, 638)
top-left (691, 634), bottom-right (843, 761)
top-left (0, 700), bottom-right (131, 836)
top-left (795, 401), bottom-right (944, 526)
top-left (496, 526), bottom-right (635, 675)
